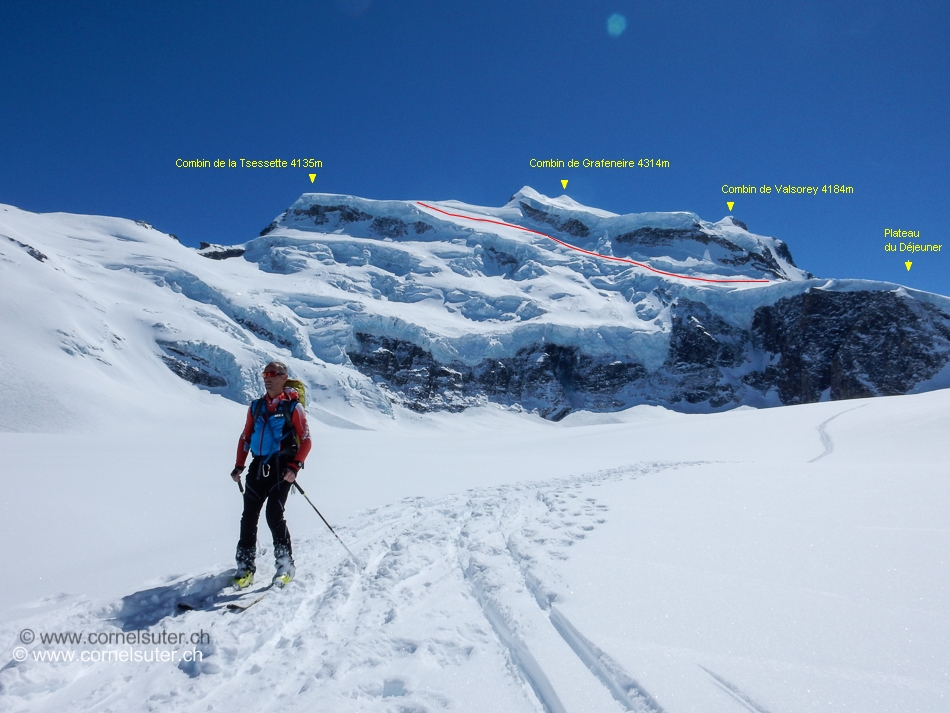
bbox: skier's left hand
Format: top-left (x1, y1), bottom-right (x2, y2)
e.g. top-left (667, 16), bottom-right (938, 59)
top-left (283, 469), bottom-right (297, 483)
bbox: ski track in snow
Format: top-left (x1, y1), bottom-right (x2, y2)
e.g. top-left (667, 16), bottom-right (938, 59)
top-left (0, 462), bottom-right (692, 713)
top-left (808, 405), bottom-right (866, 463)
top-left (545, 609), bottom-right (664, 713)
top-left (461, 562), bottom-right (568, 713)
top-left (697, 666), bottom-right (773, 713)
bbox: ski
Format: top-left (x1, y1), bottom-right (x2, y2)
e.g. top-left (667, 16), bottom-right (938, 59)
top-left (226, 572), bottom-right (295, 611)
top-left (176, 571), bottom-right (294, 612)
top-left (176, 576), bottom-right (270, 612)
top-left (226, 583), bottom-right (276, 611)
top-left (226, 594), bottom-right (267, 611)
top-left (175, 573), bottom-right (241, 611)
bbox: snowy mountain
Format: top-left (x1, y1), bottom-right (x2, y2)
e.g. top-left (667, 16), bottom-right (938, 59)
top-left (1, 195), bottom-right (949, 712)
top-left (2, 188), bottom-right (949, 430)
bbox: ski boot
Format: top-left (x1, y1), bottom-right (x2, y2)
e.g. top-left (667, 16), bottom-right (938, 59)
top-left (274, 546), bottom-right (295, 588)
top-left (273, 566), bottom-right (295, 588)
top-left (232, 569), bottom-right (255, 589)
top-left (234, 545), bottom-right (256, 589)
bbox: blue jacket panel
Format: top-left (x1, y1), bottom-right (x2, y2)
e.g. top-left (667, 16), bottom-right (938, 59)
top-left (250, 399), bottom-right (297, 458)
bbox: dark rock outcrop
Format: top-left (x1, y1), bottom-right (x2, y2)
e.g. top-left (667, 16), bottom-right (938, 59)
top-left (157, 342), bottom-right (227, 388)
top-left (345, 288), bottom-right (950, 417)
top-left (349, 334), bottom-right (647, 419)
top-left (293, 204), bottom-right (373, 225)
top-left (519, 202), bottom-right (591, 238)
top-left (614, 225), bottom-right (711, 248)
top-left (746, 289), bottom-right (950, 403)
top-left (198, 242), bottom-right (246, 260)
top-left (5, 236), bottom-right (47, 262)
top-left (661, 300), bottom-right (746, 407)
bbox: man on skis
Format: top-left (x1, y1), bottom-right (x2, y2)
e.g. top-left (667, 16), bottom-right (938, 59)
top-left (230, 361), bottom-right (311, 588)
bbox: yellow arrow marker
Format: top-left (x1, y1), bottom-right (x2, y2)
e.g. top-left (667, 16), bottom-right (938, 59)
top-left (561, 179), bottom-right (569, 190)
top-left (726, 201), bottom-right (734, 211)
top-left (905, 261), bottom-right (913, 271)
top-left (309, 173), bottom-right (316, 183)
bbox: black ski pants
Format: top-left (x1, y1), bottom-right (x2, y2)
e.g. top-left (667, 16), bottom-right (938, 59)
top-left (236, 455), bottom-right (293, 572)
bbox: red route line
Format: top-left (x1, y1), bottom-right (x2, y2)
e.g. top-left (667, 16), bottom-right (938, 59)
top-left (416, 201), bottom-right (771, 285)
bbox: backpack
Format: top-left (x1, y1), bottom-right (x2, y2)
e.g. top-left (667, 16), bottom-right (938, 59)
top-left (285, 379), bottom-right (307, 407)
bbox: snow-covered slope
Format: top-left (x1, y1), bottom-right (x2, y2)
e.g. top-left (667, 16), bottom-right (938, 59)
top-left (3, 190), bottom-right (950, 431)
top-left (0, 203), bottom-right (390, 432)
top-left (1, 389), bottom-right (948, 712)
top-left (269, 186), bottom-right (808, 283)
top-left (1, 195), bottom-right (948, 712)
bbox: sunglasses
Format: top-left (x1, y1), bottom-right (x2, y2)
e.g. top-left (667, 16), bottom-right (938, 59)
top-left (261, 371), bottom-right (286, 378)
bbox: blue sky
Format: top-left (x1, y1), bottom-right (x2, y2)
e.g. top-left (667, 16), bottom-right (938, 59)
top-left (2, 0), bottom-right (947, 293)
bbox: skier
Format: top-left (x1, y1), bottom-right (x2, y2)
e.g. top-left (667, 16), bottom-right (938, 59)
top-left (230, 361), bottom-right (311, 588)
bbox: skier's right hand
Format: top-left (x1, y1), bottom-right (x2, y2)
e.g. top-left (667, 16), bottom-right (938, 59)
top-left (230, 466), bottom-right (245, 482)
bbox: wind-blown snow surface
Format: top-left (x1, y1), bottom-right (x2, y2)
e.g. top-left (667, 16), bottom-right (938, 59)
top-left (1, 390), bottom-right (948, 713)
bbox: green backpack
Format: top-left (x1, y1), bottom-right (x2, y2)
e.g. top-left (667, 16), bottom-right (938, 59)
top-left (285, 378), bottom-right (307, 407)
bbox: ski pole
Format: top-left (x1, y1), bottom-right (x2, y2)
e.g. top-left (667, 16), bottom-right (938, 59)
top-left (292, 481), bottom-right (363, 569)
top-left (237, 478), bottom-right (245, 495)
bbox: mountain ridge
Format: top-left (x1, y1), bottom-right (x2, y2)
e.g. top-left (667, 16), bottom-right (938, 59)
top-left (2, 190), bottom-right (949, 430)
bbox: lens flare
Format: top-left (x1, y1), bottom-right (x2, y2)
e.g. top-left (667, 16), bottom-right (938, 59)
top-left (335, 0), bottom-right (371, 17)
top-left (607, 13), bottom-right (627, 37)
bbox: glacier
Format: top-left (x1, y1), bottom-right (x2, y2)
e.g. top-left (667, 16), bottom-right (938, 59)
top-left (0, 193), bottom-right (948, 712)
top-left (2, 188), bottom-right (950, 430)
